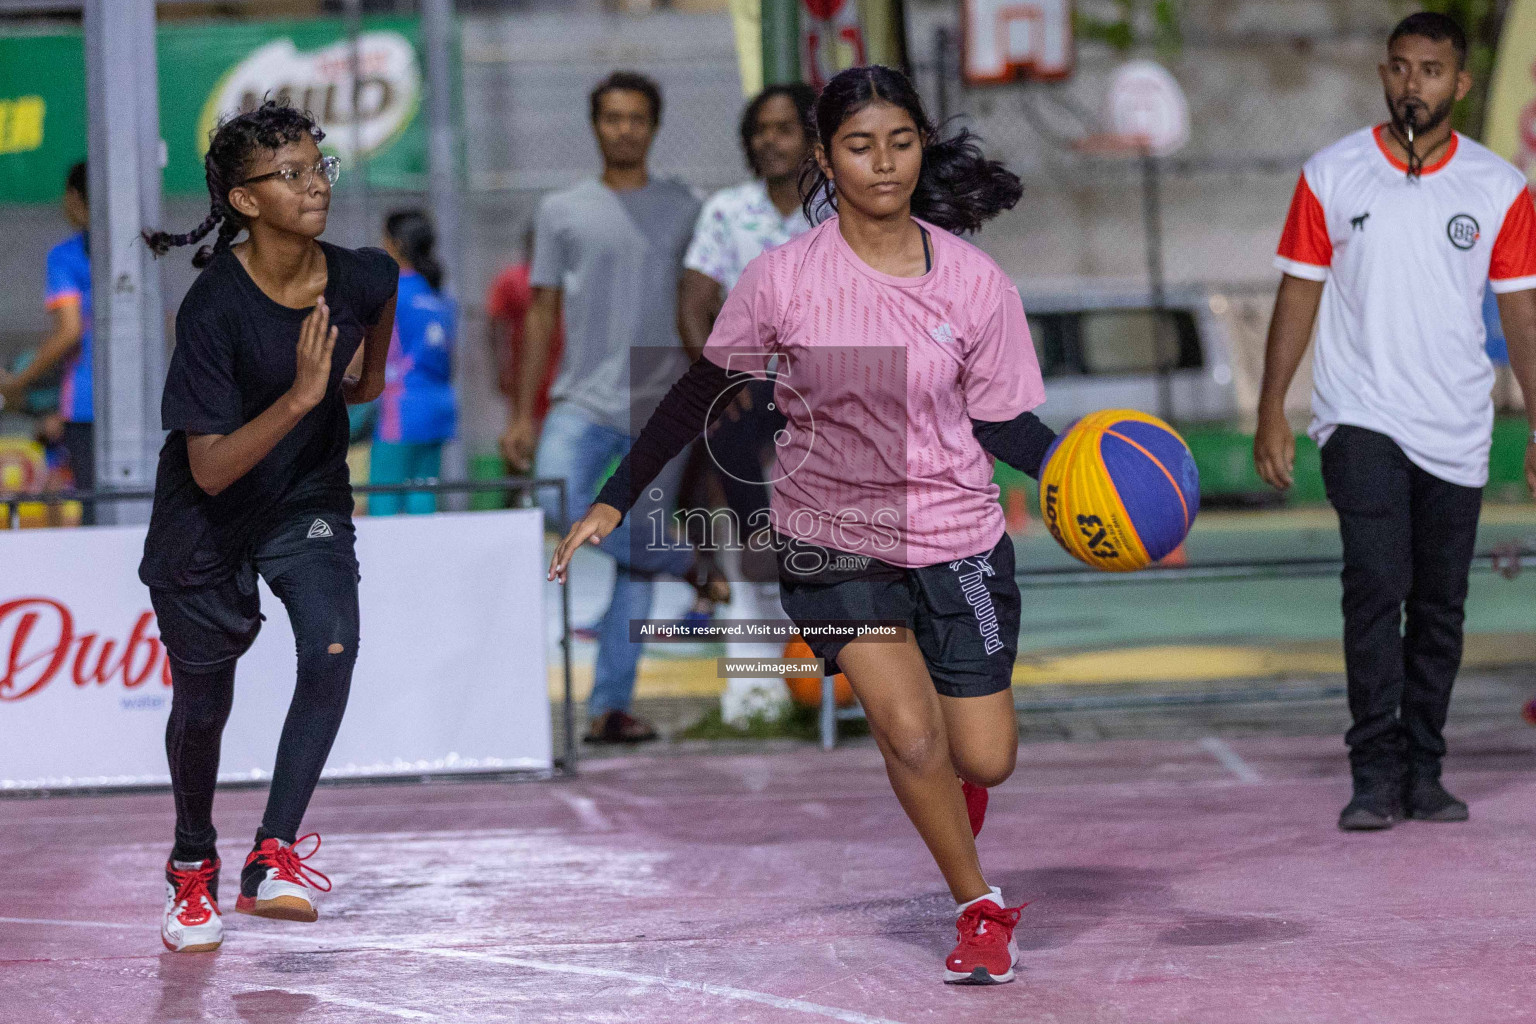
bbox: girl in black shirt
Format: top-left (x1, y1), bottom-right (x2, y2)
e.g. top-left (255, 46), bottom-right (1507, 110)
top-left (142, 102), bottom-right (397, 953)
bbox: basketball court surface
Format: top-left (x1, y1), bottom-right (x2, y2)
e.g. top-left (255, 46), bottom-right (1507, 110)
top-left (6, 721), bottom-right (1535, 1024)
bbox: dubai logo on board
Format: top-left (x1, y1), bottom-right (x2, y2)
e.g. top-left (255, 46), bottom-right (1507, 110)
top-left (196, 31), bottom-right (421, 162)
top-left (0, 598), bottom-right (171, 703)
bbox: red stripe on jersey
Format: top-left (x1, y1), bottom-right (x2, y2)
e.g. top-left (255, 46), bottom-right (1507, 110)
top-left (1490, 188), bottom-right (1536, 286)
top-left (1276, 173), bottom-right (1331, 269)
top-left (1371, 124), bottom-right (1459, 176)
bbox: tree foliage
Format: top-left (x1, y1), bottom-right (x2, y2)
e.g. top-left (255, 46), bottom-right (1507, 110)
top-left (1074, 0), bottom-right (1182, 56)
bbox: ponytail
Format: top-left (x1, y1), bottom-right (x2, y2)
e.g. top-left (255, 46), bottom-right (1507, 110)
top-left (909, 128), bottom-right (1021, 235)
top-left (384, 208), bottom-right (443, 291)
top-left (800, 65), bottom-right (1021, 235)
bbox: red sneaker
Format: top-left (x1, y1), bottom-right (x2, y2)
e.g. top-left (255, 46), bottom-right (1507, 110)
top-left (236, 834), bottom-right (332, 922)
top-left (945, 898), bottom-right (1025, 984)
top-left (961, 780), bottom-right (988, 838)
top-left (162, 857), bottom-right (223, 953)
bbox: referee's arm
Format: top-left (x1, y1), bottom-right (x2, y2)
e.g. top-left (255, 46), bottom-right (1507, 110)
top-left (1497, 287), bottom-right (1536, 497)
top-left (1254, 274), bottom-right (1326, 491)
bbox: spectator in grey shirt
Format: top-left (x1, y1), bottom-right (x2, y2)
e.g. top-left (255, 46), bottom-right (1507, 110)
top-left (501, 70), bottom-right (725, 744)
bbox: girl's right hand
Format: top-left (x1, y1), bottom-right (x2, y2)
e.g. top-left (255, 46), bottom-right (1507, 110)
top-left (549, 503), bottom-right (622, 583)
top-left (290, 296), bottom-right (337, 412)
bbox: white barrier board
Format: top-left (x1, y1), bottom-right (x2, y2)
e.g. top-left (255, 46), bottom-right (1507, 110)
top-left (0, 510), bottom-right (550, 788)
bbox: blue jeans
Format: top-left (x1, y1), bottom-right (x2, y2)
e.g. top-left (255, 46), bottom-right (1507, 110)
top-left (536, 403), bottom-right (693, 717)
top-left (370, 441), bottom-right (444, 516)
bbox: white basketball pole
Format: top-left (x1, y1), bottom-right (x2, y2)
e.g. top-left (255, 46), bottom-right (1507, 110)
top-left (83, 0), bottom-right (165, 522)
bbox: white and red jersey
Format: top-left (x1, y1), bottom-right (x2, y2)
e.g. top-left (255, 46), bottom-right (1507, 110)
top-left (1276, 125), bottom-right (1536, 486)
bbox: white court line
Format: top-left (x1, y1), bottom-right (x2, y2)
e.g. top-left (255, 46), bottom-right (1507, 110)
top-left (421, 947), bottom-right (907, 1024)
top-left (1198, 737), bottom-right (1263, 784)
top-left (3, 917), bottom-right (906, 1024)
top-left (554, 792), bottom-right (614, 831)
top-left (578, 782), bottom-right (664, 808)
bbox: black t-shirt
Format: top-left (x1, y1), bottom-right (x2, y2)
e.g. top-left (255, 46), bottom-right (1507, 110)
top-left (139, 241), bottom-right (398, 590)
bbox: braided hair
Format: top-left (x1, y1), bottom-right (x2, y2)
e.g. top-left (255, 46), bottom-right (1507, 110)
top-left (144, 100), bottom-right (325, 268)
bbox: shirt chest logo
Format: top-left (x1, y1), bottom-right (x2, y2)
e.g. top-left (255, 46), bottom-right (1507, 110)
top-left (1447, 213), bottom-right (1480, 251)
top-left (1350, 212), bottom-right (1370, 231)
top-left (928, 322), bottom-right (956, 345)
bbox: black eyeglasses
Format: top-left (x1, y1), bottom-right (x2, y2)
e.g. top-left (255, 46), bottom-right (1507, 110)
top-left (239, 155), bottom-right (341, 192)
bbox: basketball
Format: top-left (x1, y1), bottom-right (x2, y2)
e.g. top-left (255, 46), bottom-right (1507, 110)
top-left (782, 638), bottom-right (856, 708)
top-left (1038, 409), bottom-right (1200, 572)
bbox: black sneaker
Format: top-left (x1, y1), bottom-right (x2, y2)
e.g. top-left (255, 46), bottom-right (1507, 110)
top-left (583, 709), bottom-right (658, 745)
top-left (1338, 795), bottom-right (1398, 831)
top-left (1405, 777), bottom-right (1469, 822)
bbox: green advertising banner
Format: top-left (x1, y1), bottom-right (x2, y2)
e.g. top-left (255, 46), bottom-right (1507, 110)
top-left (0, 16), bottom-right (426, 206)
top-left (0, 31), bottom-right (87, 205)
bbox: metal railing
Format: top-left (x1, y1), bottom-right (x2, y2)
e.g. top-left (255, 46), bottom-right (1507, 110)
top-left (815, 548), bottom-right (1536, 750)
top-left (1, 476), bottom-right (580, 782)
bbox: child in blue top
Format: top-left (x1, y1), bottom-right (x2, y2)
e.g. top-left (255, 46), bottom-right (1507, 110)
top-left (1, 163), bottom-right (94, 502)
top-left (370, 210), bottom-right (457, 515)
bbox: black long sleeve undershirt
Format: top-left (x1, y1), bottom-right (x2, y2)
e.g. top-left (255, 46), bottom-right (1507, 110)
top-left (595, 356), bottom-right (745, 515)
top-left (593, 356), bottom-right (1058, 517)
top-left (970, 408), bottom-right (1058, 479)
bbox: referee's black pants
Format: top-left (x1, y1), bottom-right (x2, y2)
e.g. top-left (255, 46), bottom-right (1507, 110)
top-left (1320, 426), bottom-right (1482, 793)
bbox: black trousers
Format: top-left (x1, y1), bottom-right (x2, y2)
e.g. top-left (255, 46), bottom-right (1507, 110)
top-left (61, 421), bottom-right (94, 524)
top-left (1320, 426), bottom-right (1482, 786)
top-left (150, 510), bottom-right (360, 859)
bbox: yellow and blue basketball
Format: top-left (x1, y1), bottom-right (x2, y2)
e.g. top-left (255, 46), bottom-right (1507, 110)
top-left (1038, 409), bottom-right (1199, 572)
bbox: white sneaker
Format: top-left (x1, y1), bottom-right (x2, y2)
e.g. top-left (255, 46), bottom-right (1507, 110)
top-left (162, 858), bottom-right (223, 953)
top-left (235, 834), bottom-right (331, 922)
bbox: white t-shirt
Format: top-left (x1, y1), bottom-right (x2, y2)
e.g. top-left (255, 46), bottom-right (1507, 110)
top-left (1275, 125), bottom-right (1536, 486)
top-left (684, 180), bottom-right (812, 292)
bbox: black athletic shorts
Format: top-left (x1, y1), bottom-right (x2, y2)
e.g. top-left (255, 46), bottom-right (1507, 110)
top-left (150, 510), bottom-right (359, 674)
top-left (776, 531), bottom-right (1020, 698)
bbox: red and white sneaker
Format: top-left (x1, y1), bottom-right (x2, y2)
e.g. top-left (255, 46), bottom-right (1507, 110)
top-left (944, 895), bottom-right (1025, 985)
top-left (961, 780), bottom-right (988, 838)
top-left (162, 857), bottom-right (223, 953)
top-left (236, 833), bottom-right (332, 922)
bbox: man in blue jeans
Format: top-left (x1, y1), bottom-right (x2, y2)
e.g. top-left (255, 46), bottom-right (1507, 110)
top-left (501, 71), bottom-right (719, 743)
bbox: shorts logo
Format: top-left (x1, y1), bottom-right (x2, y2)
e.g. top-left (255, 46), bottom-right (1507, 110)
top-left (306, 518), bottom-right (333, 539)
top-left (1447, 214), bottom-right (1480, 251)
top-left (950, 556), bottom-right (1004, 655)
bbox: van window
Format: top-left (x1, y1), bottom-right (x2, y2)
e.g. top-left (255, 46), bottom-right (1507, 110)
top-left (1027, 309), bottom-right (1202, 378)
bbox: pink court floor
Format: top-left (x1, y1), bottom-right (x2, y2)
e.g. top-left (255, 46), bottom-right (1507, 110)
top-left (4, 730), bottom-right (1535, 1024)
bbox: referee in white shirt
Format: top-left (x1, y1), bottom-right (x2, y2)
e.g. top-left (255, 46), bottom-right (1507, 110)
top-left (1255, 13), bottom-right (1536, 830)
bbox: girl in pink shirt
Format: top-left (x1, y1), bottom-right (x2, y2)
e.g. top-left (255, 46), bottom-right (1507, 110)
top-left (552, 65), bottom-right (1054, 985)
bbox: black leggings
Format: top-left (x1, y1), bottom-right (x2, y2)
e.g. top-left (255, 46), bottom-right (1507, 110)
top-left (153, 512), bottom-right (360, 859)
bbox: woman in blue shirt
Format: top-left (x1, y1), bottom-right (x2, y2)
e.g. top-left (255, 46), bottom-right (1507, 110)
top-left (371, 210), bottom-right (457, 514)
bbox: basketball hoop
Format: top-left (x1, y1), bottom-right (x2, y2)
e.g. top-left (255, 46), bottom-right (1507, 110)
top-left (962, 0), bottom-right (1074, 85)
top-left (1102, 60), bottom-right (1190, 158)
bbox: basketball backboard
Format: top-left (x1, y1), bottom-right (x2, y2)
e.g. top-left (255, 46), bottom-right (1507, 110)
top-left (962, 0), bottom-right (1074, 85)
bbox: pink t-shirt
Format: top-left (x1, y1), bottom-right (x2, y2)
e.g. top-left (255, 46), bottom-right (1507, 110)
top-left (703, 216), bottom-right (1044, 568)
